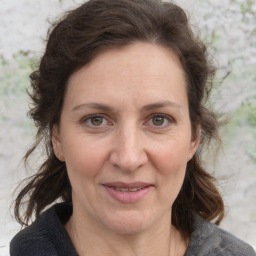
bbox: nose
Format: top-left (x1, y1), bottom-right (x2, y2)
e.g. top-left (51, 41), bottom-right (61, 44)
top-left (109, 125), bottom-right (148, 172)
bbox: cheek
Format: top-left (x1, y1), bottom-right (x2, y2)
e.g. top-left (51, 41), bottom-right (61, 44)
top-left (151, 140), bottom-right (190, 202)
top-left (62, 135), bottom-right (109, 178)
top-left (152, 140), bottom-right (190, 175)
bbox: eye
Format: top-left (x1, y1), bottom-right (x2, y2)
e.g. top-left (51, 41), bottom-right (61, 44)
top-left (81, 114), bottom-right (109, 128)
top-left (152, 116), bottom-right (166, 126)
top-left (90, 116), bottom-right (104, 126)
top-left (147, 114), bottom-right (174, 128)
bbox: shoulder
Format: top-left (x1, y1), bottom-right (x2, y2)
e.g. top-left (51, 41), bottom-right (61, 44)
top-left (10, 228), bottom-right (57, 256)
top-left (10, 205), bottom-right (59, 256)
top-left (186, 214), bottom-right (256, 256)
top-left (10, 203), bottom-right (77, 256)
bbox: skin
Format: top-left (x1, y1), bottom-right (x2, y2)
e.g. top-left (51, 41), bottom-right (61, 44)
top-left (52, 42), bottom-right (200, 256)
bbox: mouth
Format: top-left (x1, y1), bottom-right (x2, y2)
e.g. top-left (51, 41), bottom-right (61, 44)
top-left (113, 186), bottom-right (145, 192)
top-left (103, 182), bottom-right (152, 191)
top-left (102, 182), bottom-right (153, 203)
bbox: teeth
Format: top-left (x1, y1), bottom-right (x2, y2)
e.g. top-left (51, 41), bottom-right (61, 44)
top-left (115, 187), bottom-right (129, 192)
top-left (128, 187), bottom-right (143, 192)
top-left (114, 186), bottom-right (144, 192)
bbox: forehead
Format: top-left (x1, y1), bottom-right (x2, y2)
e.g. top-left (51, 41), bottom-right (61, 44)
top-left (70, 42), bottom-right (184, 83)
top-left (64, 42), bottom-right (187, 109)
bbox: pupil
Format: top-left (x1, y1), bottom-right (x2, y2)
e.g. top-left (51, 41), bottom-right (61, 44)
top-left (153, 116), bottom-right (164, 126)
top-left (91, 116), bottom-right (103, 126)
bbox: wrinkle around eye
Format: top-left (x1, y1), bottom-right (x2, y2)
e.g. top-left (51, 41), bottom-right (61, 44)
top-left (80, 114), bottom-right (113, 130)
top-left (144, 114), bottom-right (176, 130)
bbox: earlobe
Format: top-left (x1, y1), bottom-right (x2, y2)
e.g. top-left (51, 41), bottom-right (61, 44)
top-left (52, 125), bottom-right (65, 162)
top-left (187, 126), bottom-right (201, 161)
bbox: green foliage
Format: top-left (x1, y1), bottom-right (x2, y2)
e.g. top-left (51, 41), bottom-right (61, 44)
top-left (195, 0), bottom-right (256, 163)
top-left (247, 103), bottom-right (256, 127)
top-left (240, 0), bottom-right (255, 14)
top-left (0, 51), bottom-right (34, 98)
top-left (0, 51), bottom-right (36, 133)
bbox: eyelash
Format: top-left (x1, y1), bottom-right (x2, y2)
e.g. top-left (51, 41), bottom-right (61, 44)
top-left (146, 114), bottom-right (175, 128)
top-left (80, 114), bottom-right (110, 128)
top-left (80, 113), bottom-right (175, 129)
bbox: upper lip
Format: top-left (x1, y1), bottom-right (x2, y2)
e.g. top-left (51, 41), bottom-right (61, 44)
top-left (102, 182), bottom-right (152, 188)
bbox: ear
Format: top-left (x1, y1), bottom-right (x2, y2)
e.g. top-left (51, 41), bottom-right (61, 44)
top-left (52, 125), bottom-right (65, 162)
top-left (187, 126), bottom-right (201, 161)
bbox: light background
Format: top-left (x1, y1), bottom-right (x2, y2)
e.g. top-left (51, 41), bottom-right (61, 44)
top-left (0, 0), bottom-right (256, 255)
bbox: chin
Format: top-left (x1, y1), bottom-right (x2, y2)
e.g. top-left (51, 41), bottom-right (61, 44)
top-left (102, 210), bottom-right (155, 235)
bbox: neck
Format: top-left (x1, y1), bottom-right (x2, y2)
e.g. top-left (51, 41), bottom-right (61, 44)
top-left (65, 208), bottom-right (189, 256)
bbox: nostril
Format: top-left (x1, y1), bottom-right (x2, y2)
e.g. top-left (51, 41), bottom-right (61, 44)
top-left (109, 151), bottom-right (147, 172)
top-left (109, 133), bottom-right (148, 171)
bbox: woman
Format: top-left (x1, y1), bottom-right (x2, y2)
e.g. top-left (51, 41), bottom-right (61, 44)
top-left (10, 0), bottom-right (255, 255)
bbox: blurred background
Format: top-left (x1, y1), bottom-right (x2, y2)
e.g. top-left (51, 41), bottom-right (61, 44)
top-left (0, 0), bottom-right (255, 254)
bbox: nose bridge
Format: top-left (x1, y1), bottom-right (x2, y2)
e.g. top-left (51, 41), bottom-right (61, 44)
top-left (110, 122), bottom-right (147, 171)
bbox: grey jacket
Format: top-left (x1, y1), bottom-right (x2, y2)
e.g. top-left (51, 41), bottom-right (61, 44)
top-left (10, 203), bottom-right (255, 256)
top-left (186, 214), bottom-right (255, 255)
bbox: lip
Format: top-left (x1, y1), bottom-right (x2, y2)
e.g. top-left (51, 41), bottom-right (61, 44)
top-left (102, 182), bottom-right (153, 203)
top-left (103, 182), bottom-right (152, 188)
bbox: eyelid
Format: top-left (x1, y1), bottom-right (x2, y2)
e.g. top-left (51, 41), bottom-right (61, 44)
top-left (145, 113), bottom-right (176, 127)
top-left (80, 114), bottom-right (111, 128)
top-left (79, 113), bottom-right (175, 129)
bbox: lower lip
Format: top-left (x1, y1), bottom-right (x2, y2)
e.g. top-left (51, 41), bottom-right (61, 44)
top-left (103, 186), bottom-right (152, 203)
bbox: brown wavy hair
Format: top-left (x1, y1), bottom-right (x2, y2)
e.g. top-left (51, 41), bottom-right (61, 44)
top-left (14, 0), bottom-right (224, 232)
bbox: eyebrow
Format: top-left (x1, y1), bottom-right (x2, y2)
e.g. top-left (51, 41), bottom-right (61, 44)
top-left (72, 103), bottom-right (113, 112)
top-left (141, 101), bottom-right (182, 112)
top-left (72, 100), bottom-right (182, 112)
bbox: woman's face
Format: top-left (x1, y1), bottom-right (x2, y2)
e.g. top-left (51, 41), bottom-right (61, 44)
top-left (53, 42), bottom-right (199, 235)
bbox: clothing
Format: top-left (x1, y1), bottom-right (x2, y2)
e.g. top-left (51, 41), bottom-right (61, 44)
top-left (10, 203), bottom-right (78, 256)
top-left (186, 214), bottom-right (255, 256)
top-left (10, 203), bottom-right (255, 256)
